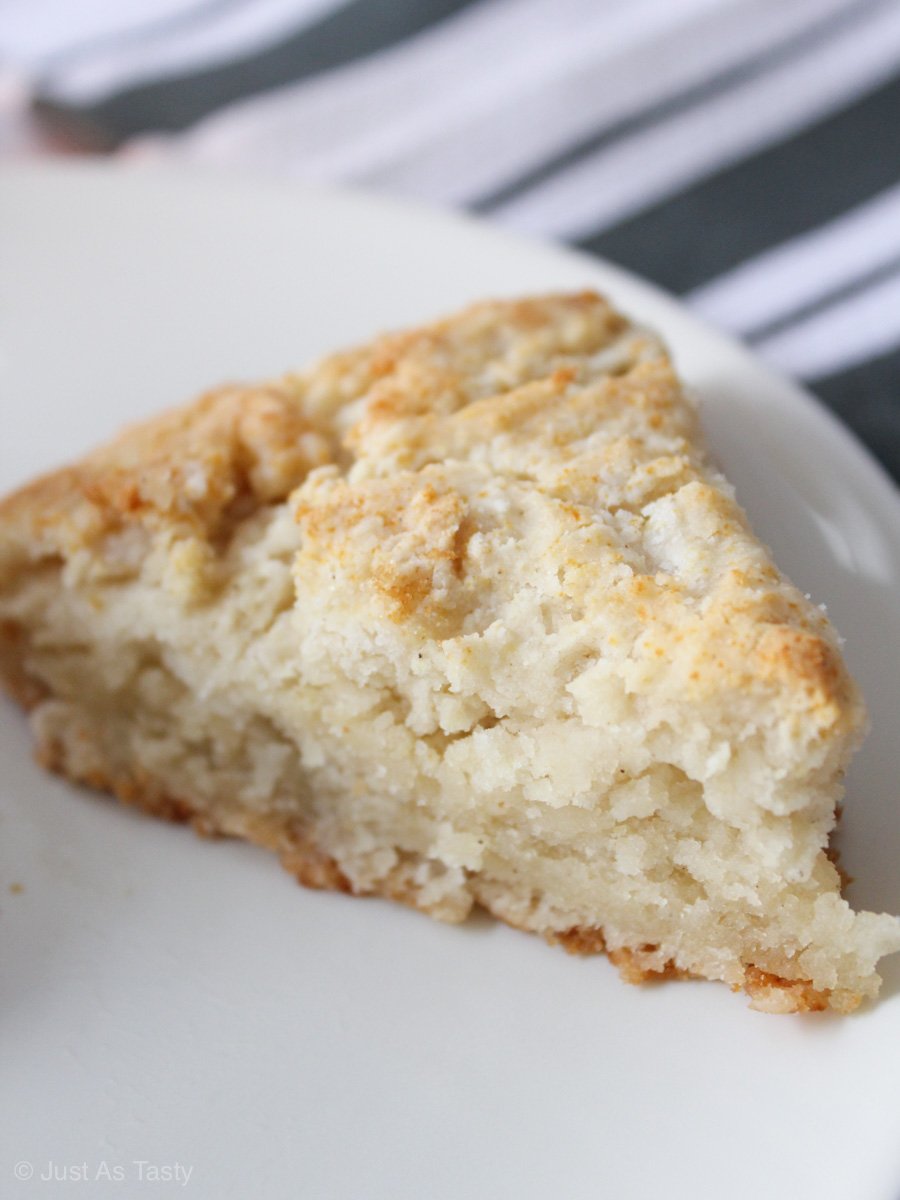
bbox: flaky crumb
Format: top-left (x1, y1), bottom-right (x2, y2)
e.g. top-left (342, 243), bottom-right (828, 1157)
top-left (1, 292), bottom-right (898, 1012)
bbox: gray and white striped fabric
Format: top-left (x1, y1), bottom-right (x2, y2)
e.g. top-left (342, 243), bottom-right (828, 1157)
top-left (2, 0), bottom-right (898, 480)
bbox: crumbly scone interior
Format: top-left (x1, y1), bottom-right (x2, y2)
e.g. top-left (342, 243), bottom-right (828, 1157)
top-left (2, 293), bottom-right (898, 1012)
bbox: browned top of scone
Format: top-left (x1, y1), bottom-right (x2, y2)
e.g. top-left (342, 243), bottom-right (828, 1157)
top-left (0, 292), bottom-right (859, 740)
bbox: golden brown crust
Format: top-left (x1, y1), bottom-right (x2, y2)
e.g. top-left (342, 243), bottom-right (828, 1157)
top-left (0, 292), bottom-right (619, 536)
top-left (756, 625), bottom-right (850, 723)
top-left (279, 839), bottom-right (354, 893)
top-left (554, 931), bottom-right (689, 983)
top-left (741, 966), bottom-right (836, 1014)
top-left (0, 620), bottom-right (48, 710)
top-left (552, 927), bottom-right (841, 1009)
top-left (552, 926), bottom-right (608, 956)
top-left (0, 384), bottom-right (335, 558)
top-left (606, 946), bottom-right (691, 985)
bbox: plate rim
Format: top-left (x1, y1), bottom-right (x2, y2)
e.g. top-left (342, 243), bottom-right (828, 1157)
top-left (2, 156), bottom-right (898, 523)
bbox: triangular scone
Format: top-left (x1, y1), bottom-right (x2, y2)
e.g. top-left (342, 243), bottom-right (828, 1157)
top-left (1, 292), bottom-right (897, 1012)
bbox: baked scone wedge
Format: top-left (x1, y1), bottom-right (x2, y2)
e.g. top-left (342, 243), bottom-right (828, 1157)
top-left (1, 292), bottom-right (897, 1013)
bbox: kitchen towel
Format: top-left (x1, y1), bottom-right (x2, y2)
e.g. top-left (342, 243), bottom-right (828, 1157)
top-left (3, 0), bottom-right (898, 479)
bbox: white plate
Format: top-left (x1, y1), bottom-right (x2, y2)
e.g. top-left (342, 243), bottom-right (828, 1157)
top-left (1, 163), bottom-right (899, 1200)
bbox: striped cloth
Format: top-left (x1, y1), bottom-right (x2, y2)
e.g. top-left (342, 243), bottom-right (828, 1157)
top-left (2, 0), bottom-right (898, 482)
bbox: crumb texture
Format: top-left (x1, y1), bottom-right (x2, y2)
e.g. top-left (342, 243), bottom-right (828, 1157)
top-left (1, 291), bottom-right (898, 1012)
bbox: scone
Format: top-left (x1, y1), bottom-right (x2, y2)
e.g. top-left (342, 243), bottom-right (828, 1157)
top-left (1, 292), bottom-right (897, 1012)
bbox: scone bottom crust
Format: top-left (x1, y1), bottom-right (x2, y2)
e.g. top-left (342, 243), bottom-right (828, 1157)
top-left (1, 291), bottom-right (898, 1014)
